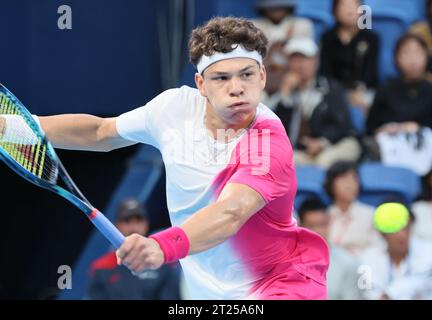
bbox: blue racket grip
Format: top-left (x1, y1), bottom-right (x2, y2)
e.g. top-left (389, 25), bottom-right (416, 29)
top-left (89, 209), bottom-right (125, 249)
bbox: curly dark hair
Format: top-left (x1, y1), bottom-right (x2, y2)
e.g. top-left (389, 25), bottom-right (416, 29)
top-left (188, 16), bottom-right (268, 67)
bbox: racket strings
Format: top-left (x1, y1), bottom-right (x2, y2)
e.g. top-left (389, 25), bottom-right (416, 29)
top-left (0, 93), bottom-right (58, 184)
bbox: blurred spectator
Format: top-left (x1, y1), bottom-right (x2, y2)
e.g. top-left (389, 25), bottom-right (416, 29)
top-left (366, 34), bottom-right (432, 175)
top-left (409, 0), bottom-right (432, 78)
top-left (266, 37), bottom-right (360, 168)
top-left (412, 171), bottom-right (432, 240)
top-left (361, 202), bottom-right (432, 300)
top-left (253, 0), bottom-right (314, 95)
top-left (298, 198), bottom-right (363, 300)
top-left (320, 0), bottom-right (379, 112)
top-left (324, 161), bottom-right (383, 256)
top-left (87, 199), bottom-right (181, 300)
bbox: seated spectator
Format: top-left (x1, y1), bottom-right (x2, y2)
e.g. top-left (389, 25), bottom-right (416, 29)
top-left (87, 199), bottom-right (181, 300)
top-left (266, 37), bottom-right (360, 168)
top-left (298, 198), bottom-right (363, 300)
top-left (361, 202), bottom-right (432, 300)
top-left (409, 0), bottom-right (432, 78)
top-left (366, 34), bottom-right (432, 176)
top-left (412, 171), bottom-right (432, 240)
top-left (325, 161), bottom-right (383, 256)
top-left (253, 0), bottom-right (314, 95)
top-left (320, 0), bottom-right (379, 112)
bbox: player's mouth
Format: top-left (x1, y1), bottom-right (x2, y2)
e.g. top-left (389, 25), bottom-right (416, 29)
top-left (230, 101), bottom-right (249, 109)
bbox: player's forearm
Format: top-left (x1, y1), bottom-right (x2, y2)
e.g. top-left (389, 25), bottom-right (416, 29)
top-left (181, 200), bottom-right (244, 254)
top-left (38, 114), bottom-right (130, 151)
top-left (181, 189), bottom-right (264, 254)
top-left (121, 185), bottom-right (265, 270)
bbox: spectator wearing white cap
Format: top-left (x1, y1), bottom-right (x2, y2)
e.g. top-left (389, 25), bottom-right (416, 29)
top-left (252, 0), bottom-right (314, 95)
top-left (253, 0), bottom-right (313, 45)
top-left (265, 37), bottom-right (361, 169)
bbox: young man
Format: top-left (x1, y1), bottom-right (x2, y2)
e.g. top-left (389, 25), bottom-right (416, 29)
top-left (6, 17), bottom-right (329, 299)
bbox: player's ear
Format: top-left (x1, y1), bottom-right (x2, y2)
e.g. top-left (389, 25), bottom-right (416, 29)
top-left (195, 72), bottom-right (207, 97)
top-left (260, 64), bottom-right (267, 90)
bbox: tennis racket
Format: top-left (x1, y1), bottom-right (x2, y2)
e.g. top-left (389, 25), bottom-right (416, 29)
top-left (0, 83), bottom-right (125, 248)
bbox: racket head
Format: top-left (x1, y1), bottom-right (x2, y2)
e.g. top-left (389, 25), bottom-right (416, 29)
top-left (0, 83), bottom-right (59, 186)
top-left (0, 84), bottom-right (124, 247)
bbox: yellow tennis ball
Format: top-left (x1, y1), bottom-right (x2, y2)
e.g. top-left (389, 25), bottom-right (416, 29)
top-left (373, 203), bottom-right (410, 234)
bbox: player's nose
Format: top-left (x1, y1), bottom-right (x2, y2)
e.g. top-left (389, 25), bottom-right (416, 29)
top-left (229, 77), bottom-right (244, 97)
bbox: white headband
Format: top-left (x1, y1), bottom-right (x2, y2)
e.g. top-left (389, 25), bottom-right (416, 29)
top-left (197, 44), bottom-right (263, 74)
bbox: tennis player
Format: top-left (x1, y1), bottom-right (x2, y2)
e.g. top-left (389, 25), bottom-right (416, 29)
top-left (34, 17), bottom-right (329, 299)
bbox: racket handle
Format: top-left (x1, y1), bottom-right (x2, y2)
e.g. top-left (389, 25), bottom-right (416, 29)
top-left (89, 209), bottom-right (125, 249)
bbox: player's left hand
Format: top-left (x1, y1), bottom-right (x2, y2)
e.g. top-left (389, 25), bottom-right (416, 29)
top-left (116, 234), bottom-right (165, 273)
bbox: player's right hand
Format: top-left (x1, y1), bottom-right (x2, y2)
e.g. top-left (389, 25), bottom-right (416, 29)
top-left (116, 233), bottom-right (165, 273)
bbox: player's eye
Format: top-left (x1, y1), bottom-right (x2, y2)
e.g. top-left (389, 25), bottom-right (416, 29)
top-left (241, 72), bottom-right (253, 78)
top-left (212, 76), bottom-right (229, 81)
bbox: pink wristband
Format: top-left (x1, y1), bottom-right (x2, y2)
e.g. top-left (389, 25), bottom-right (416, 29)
top-left (149, 227), bottom-right (190, 264)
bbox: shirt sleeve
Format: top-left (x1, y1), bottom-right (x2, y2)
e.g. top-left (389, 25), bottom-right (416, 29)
top-left (115, 87), bottom-right (183, 148)
top-left (227, 123), bottom-right (295, 203)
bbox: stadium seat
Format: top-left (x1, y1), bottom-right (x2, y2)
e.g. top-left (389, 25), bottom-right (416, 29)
top-left (413, 0), bottom-right (427, 20)
top-left (412, 0), bottom-right (427, 21)
top-left (296, 0), bottom-right (333, 13)
top-left (295, 0), bottom-right (334, 42)
top-left (213, 0), bottom-right (259, 19)
top-left (349, 105), bottom-right (366, 136)
top-left (358, 162), bottom-right (422, 206)
top-left (364, 0), bottom-right (423, 24)
top-left (361, 1), bottom-right (423, 82)
top-left (371, 15), bottom-right (407, 82)
top-left (295, 165), bottom-right (329, 210)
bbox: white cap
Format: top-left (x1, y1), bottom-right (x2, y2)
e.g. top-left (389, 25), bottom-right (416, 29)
top-left (284, 37), bottom-right (318, 57)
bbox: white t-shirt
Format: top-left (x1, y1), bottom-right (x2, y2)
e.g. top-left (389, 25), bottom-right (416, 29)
top-left (116, 86), bottom-right (328, 299)
top-left (360, 237), bottom-right (432, 300)
top-left (412, 201), bottom-right (432, 241)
